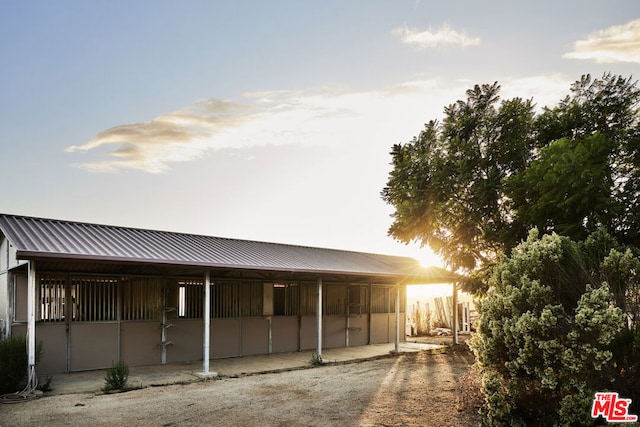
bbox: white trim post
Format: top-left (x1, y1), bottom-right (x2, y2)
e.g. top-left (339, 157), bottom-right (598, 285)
top-left (452, 282), bottom-right (459, 345)
top-left (394, 283), bottom-right (400, 353)
top-left (202, 271), bottom-right (211, 375)
top-left (27, 261), bottom-right (37, 390)
top-left (316, 277), bottom-right (323, 361)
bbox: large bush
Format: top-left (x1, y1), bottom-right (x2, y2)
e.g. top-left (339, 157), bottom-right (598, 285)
top-left (470, 230), bottom-right (627, 426)
top-left (0, 336), bottom-right (28, 394)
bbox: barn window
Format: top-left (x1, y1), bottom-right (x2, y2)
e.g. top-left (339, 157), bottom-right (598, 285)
top-left (273, 283), bottom-right (299, 316)
top-left (212, 281), bottom-right (263, 318)
top-left (178, 280), bottom-right (203, 318)
top-left (70, 277), bottom-right (118, 322)
top-left (176, 279), bottom-right (264, 319)
top-left (371, 285), bottom-right (405, 314)
top-left (121, 277), bottom-right (161, 321)
top-left (39, 275), bottom-right (66, 322)
top-left (349, 285), bottom-right (368, 316)
top-left (325, 285), bottom-right (346, 315)
top-left (240, 281), bottom-right (263, 317)
top-left (212, 281), bottom-right (238, 318)
top-left (371, 286), bottom-right (390, 313)
top-left (299, 283), bottom-right (317, 315)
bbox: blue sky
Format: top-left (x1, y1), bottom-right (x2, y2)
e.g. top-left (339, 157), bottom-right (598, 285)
top-left (1, 0), bottom-right (639, 267)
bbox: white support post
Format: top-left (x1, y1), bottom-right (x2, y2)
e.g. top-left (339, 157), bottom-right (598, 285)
top-left (394, 283), bottom-right (400, 353)
top-left (316, 277), bottom-right (323, 361)
top-left (198, 271), bottom-right (216, 378)
top-left (452, 282), bottom-right (459, 345)
top-left (26, 261), bottom-right (37, 390)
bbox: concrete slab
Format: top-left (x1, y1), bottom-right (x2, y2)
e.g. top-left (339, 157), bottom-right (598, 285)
top-left (43, 342), bottom-right (442, 396)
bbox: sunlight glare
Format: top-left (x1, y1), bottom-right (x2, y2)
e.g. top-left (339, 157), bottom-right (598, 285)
top-left (407, 284), bottom-right (453, 299)
top-left (407, 244), bottom-right (444, 268)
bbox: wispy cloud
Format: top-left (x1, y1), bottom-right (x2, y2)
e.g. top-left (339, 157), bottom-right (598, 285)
top-left (67, 100), bottom-right (267, 173)
top-left (67, 76), bottom-right (570, 174)
top-left (392, 23), bottom-right (480, 48)
top-left (67, 90), bottom-right (363, 173)
top-left (563, 18), bottom-right (640, 64)
top-left (66, 83), bottom-right (443, 173)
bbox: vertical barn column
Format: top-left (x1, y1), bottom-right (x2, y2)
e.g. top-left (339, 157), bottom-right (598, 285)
top-left (316, 277), bottom-right (323, 361)
top-left (394, 283), bottom-right (400, 353)
top-left (452, 282), bottom-right (459, 345)
top-left (26, 261), bottom-right (37, 390)
top-left (198, 272), bottom-right (217, 378)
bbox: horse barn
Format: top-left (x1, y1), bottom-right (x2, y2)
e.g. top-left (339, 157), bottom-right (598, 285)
top-left (0, 213), bottom-right (460, 379)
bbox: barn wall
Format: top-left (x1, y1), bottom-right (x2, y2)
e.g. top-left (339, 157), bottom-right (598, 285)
top-left (0, 272), bottom-right (6, 338)
top-left (69, 323), bottom-right (118, 371)
top-left (241, 317), bottom-right (269, 356)
top-left (212, 318), bottom-right (241, 358)
top-left (35, 323), bottom-right (66, 374)
top-left (347, 315), bottom-right (368, 346)
top-left (299, 315), bottom-right (317, 350)
top-left (272, 316), bottom-right (298, 353)
top-left (0, 235), bottom-right (20, 271)
top-left (11, 323), bottom-right (26, 337)
top-left (167, 318), bottom-right (202, 363)
top-left (14, 273), bottom-right (27, 322)
top-left (121, 321), bottom-right (162, 367)
top-left (12, 270), bottom-right (409, 373)
top-left (323, 315), bottom-right (346, 348)
top-left (370, 313), bottom-right (390, 344)
top-left (0, 235), bottom-right (7, 273)
top-left (0, 235), bottom-right (7, 337)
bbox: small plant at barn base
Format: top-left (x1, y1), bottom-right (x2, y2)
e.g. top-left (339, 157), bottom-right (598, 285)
top-left (102, 361), bottom-right (131, 393)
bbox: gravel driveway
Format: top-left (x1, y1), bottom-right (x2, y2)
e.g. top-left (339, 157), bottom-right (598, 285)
top-left (0, 346), bottom-right (479, 427)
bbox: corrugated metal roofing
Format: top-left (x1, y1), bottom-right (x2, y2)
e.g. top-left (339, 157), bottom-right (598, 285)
top-left (0, 214), bottom-right (460, 283)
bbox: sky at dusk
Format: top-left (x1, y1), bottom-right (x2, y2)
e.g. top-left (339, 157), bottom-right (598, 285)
top-left (1, 0), bottom-right (639, 268)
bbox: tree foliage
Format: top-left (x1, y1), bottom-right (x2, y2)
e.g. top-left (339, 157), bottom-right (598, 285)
top-left (382, 82), bottom-right (537, 272)
top-left (382, 73), bottom-right (640, 277)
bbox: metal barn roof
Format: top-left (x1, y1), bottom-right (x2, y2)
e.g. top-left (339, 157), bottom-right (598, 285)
top-left (0, 214), bottom-right (460, 283)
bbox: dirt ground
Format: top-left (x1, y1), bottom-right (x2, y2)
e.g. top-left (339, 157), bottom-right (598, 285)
top-left (0, 338), bottom-right (481, 427)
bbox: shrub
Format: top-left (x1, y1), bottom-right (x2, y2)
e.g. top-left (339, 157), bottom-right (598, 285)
top-left (102, 361), bottom-right (130, 392)
top-left (606, 327), bottom-right (640, 416)
top-left (470, 230), bottom-right (626, 426)
top-left (0, 336), bottom-right (28, 394)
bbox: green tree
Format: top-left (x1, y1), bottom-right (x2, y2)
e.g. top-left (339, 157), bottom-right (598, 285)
top-left (516, 73), bottom-right (640, 247)
top-left (506, 133), bottom-right (615, 242)
top-left (382, 83), bottom-right (536, 273)
top-left (382, 74), bottom-right (640, 279)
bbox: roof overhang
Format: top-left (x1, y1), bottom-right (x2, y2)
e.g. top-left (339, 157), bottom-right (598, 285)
top-left (19, 252), bottom-right (462, 285)
top-left (1, 214), bottom-right (464, 285)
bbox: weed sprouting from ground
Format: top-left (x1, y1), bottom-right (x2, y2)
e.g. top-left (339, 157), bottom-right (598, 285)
top-left (102, 361), bottom-right (130, 393)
